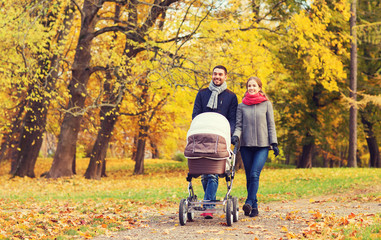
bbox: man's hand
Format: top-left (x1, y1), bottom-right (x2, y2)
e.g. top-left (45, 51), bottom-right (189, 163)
top-left (271, 143), bottom-right (279, 157)
top-left (231, 136), bottom-right (239, 145)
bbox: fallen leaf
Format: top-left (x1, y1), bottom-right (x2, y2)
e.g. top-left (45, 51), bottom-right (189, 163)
top-left (286, 212), bottom-right (296, 220)
top-left (312, 211), bottom-right (322, 219)
top-left (281, 226), bottom-right (288, 232)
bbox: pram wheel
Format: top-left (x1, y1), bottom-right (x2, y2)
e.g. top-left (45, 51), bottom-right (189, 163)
top-left (179, 199), bottom-right (189, 226)
top-left (187, 211), bottom-right (194, 222)
top-left (226, 199), bottom-right (233, 226)
top-left (232, 197), bottom-right (239, 222)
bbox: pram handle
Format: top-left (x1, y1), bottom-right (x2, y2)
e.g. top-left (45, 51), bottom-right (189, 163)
top-left (232, 141), bottom-right (240, 155)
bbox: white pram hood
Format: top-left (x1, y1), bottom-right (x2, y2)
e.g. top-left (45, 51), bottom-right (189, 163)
top-left (185, 112), bottom-right (235, 172)
top-left (187, 112), bottom-right (231, 146)
top-left (186, 112), bottom-right (231, 150)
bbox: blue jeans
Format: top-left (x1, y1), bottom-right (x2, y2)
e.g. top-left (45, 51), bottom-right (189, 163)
top-left (240, 146), bottom-right (269, 209)
top-left (201, 174), bottom-right (218, 209)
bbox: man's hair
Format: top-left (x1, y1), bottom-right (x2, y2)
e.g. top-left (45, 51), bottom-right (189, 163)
top-left (213, 65), bottom-right (227, 75)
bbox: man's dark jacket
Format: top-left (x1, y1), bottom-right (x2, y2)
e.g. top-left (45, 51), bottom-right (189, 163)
top-left (192, 88), bottom-right (238, 135)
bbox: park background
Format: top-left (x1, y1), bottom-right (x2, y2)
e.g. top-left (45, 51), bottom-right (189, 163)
top-left (0, 0), bottom-right (380, 178)
top-left (0, 0), bottom-right (380, 239)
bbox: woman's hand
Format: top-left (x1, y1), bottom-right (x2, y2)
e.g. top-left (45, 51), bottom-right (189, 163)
top-left (231, 136), bottom-right (239, 145)
top-left (271, 143), bottom-right (279, 156)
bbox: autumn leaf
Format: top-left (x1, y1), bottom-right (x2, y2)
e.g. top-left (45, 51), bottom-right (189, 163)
top-left (312, 210), bottom-right (323, 220)
top-left (281, 226), bottom-right (288, 233)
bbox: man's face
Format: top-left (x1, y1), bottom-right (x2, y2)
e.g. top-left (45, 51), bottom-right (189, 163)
top-left (212, 68), bottom-right (227, 86)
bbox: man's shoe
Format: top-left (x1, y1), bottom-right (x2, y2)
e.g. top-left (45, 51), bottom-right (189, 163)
top-left (242, 204), bottom-right (252, 216)
top-left (201, 212), bottom-right (213, 219)
top-left (250, 208), bottom-right (259, 217)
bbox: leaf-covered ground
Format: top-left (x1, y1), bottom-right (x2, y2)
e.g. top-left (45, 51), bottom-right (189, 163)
top-left (0, 159), bottom-right (380, 239)
top-left (93, 187), bottom-right (381, 240)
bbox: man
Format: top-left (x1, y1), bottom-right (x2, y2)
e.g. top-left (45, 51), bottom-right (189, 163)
top-left (192, 65), bottom-right (238, 219)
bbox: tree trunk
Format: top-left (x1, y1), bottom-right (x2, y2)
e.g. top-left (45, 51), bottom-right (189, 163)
top-left (131, 135), bottom-right (137, 161)
top-left (85, 102), bottom-right (119, 179)
top-left (323, 153), bottom-right (329, 168)
top-left (12, 98), bottom-right (47, 177)
top-left (297, 134), bottom-right (314, 168)
top-left (297, 143), bottom-right (314, 168)
top-left (361, 114), bottom-right (380, 168)
top-left (329, 158), bottom-right (334, 168)
top-left (8, 126), bottom-right (23, 174)
top-left (85, 5), bottom-right (136, 179)
top-left (46, 1), bottom-right (101, 178)
top-left (134, 124), bottom-right (148, 174)
top-left (101, 159), bottom-right (107, 177)
top-left (13, 53), bottom-right (60, 177)
top-left (0, 102), bottom-right (25, 164)
top-left (72, 152), bottom-right (76, 174)
top-left (84, 120), bottom-right (112, 180)
top-left (348, 0), bottom-right (358, 168)
top-left (150, 139), bottom-right (160, 159)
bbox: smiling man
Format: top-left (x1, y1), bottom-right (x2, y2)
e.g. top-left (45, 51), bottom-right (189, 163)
top-left (192, 65), bottom-right (238, 134)
top-left (191, 65), bottom-right (238, 219)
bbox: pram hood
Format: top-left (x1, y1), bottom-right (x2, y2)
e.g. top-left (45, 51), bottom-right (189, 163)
top-left (186, 112), bottom-right (231, 145)
top-left (184, 112), bottom-right (231, 159)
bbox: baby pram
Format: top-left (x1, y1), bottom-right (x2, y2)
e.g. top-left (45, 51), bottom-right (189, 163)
top-left (179, 112), bottom-right (239, 226)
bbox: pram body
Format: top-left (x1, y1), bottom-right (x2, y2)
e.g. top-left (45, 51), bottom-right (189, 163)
top-left (179, 112), bottom-right (239, 226)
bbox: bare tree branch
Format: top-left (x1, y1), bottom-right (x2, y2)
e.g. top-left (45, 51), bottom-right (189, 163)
top-left (255, 0), bottom-right (287, 24)
top-left (140, 0), bottom-right (179, 33)
top-left (71, 0), bottom-right (83, 18)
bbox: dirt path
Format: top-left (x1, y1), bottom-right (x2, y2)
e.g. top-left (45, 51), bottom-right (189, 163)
top-left (94, 188), bottom-right (381, 240)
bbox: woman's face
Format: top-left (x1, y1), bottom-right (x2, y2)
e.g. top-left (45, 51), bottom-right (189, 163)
top-left (247, 80), bottom-right (260, 95)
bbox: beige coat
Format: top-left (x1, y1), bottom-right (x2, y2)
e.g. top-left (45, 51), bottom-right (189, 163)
top-left (233, 101), bottom-right (277, 147)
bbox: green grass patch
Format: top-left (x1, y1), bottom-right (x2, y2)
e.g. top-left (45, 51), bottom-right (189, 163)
top-left (0, 162), bottom-right (380, 204)
top-left (336, 213), bottom-right (381, 239)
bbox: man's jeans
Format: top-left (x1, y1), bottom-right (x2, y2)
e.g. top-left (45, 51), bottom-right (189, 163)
top-left (201, 174), bottom-right (219, 209)
top-left (240, 146), bottom-right (269, 209)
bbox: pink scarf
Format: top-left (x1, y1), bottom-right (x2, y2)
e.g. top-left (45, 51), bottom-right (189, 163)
top-left (242, 92), bottom-right (267, 105)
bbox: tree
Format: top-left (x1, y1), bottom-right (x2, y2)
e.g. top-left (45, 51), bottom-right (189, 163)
top-left (46, 0), bottom-right (107, 178)
top-left (0, 1), bottom-right (74, 177)
top-left (12, 1), bottom-right (74, 177)
top-left (129, 75), bottom-right (169, 174)
top-left (84, 69), bottom-right (121, 179)
top-left (53, 0), bottom-right (217, 178)
top-left (267, 0), bottom-right (351, 167)
top-left (348, 0), bottom-right (358, 167)
top-left (84, 4), bottom-right (125, 180)
top-left (356, 0), bottom-right (381, 168)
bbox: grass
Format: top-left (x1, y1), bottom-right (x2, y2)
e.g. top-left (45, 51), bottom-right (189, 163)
top-left (0, 158), bottom-right (380, 203)
top-left (330, 213), bottom-right (381, 239)
top-left (0, 158), bottom-right (380, 239)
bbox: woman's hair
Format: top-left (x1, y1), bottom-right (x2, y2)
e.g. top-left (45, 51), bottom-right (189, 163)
top-left (246, 76), bottom-right (266, 96)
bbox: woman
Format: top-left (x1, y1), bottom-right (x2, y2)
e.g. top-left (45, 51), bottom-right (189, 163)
top-left (231, 76), bottom-right (279, 217)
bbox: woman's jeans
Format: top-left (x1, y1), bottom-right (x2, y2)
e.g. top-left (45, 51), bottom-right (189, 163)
top-left (240, 146), bottom-right (269, 209)
top-left (201, 174), bottom-right (219, 209)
